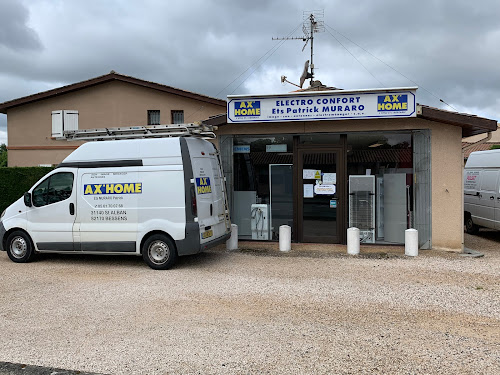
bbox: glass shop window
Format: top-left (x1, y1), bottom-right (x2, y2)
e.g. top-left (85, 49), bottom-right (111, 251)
top-left (232, 135), bottom-right (293, 241)
top-left (347, 132), bottom-right (413, 245)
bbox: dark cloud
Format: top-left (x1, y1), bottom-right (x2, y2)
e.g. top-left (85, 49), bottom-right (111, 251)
top-left (320, 0), bottom-right (500, 118)
top-left (0, 0), bottom-right (42, 51)
top-left (0, 0), bottom-right (498, 145)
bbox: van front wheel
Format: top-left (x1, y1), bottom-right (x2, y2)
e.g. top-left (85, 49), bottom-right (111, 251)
top-left (142, 234), bottom-right (177, 270)
top-left (465, 216), bottom-right (479, 235)
top-left (6, 231), bottom-right (35, 263)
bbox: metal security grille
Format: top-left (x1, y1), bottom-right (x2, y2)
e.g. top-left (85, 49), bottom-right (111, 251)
top-left (349, 191), bottom-right (374, 229)
top-left (147, 110), bottom-right (160, 125)
top-left (413, 130), bottom-right (432, 249)
top-left (349, 175), bottom-right (375, 243)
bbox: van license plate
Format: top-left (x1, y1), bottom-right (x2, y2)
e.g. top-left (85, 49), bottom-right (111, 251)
top-left (201, 229), bottom-right (213, 239)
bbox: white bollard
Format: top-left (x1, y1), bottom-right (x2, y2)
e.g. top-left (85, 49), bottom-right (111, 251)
top-left (405, 229), bottom-right (418, 256)
top-left (347, 227), bottom-right (360, 255)
top-left (226, 224), bottom-right (238, 251)
top-left (279, 225), bottom-right (291, 252)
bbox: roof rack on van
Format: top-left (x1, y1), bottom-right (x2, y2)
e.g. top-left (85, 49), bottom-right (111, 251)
top-left (58, 123), bottom-right (218, 141)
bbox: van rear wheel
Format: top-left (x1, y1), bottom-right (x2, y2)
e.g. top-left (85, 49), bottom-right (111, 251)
top-left (6, 231), bottom-right (35, 263)
top-left (142, 234), bottom-right (177, 270)
top-left (465, 216), bottom-right (479, 235)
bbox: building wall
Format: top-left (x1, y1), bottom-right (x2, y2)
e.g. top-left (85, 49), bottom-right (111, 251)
top-left (430, 121), bottom-right (463, 251)
top-left (7, 81), bottom-right (225, 166)
top-left (216, 117), bottom-right (464, 251)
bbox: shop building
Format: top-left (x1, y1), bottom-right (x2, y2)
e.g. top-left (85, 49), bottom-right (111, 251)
top-left (209, 87), bottom-right (497, 251)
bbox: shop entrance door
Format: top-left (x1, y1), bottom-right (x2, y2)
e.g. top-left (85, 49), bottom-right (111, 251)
top-left (298, 149), bottom-right (344, 243)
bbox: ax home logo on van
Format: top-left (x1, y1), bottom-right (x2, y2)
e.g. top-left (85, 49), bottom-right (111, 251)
top-left (234, 101), bottom-right (261, 117)
top-left (196, 177), bottom-right (212, 194)
top-left (84, 183), bottom-right (143, 195)
top-left (377, 94), bottom-right (408, 112)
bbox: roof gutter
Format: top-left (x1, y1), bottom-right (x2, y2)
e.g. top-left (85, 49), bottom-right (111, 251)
top-left (462, 131), bottom-right (492, 152)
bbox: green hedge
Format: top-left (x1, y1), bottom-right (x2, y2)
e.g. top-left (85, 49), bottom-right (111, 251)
top-left (0, 167), bottom-right (55, 213)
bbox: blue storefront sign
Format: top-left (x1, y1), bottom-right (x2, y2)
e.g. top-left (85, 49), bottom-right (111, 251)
top-left (227, 87), bottom-right (417, 123)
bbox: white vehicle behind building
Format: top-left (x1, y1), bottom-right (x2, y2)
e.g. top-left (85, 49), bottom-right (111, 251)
top-left (464, 149), bottom-right (500, 234)
top-left (0, 133), bottom-right (231, 269)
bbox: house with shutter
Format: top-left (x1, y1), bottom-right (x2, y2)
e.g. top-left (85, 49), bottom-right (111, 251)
top-left (0, 71), bottom-right (226, 166)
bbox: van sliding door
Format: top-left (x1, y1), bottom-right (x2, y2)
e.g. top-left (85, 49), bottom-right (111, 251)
top-left (75, 168), bottom-right (139, 252)
top-left (476, 170), bottom-right (499, 228)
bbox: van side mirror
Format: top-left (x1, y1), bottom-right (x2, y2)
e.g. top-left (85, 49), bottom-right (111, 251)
top-left (23, 192), bottom-right (32, 207)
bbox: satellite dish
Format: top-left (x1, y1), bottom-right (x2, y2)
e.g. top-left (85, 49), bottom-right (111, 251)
top-left (299, 60), bottom-right (313, 88)
top-left (302, 38), bottom-right (309, 52)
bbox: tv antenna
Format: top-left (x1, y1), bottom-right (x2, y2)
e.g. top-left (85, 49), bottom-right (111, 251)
top-left (273, 10), bottom-right (325, 88)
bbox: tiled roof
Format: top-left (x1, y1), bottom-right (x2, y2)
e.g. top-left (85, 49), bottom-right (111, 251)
top-left (348, 149), bottom-right (412, 163)
top-left (247, 148), bottom-right (412, 165)
top-left (462, 142), bottom-right (500, 158)
top-left (0, 71), bottom-right (226, 113)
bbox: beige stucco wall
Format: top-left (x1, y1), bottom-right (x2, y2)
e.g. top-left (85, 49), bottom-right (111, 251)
top-left (216, 117), bottom-right (464, 251)
top-left (429, 122), bottom-right (463, 251)
top-left (7, 80), bottom-right (225, 166)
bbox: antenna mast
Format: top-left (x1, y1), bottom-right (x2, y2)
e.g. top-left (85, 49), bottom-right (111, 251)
top-left (273, 10), bottom-right (324, 87)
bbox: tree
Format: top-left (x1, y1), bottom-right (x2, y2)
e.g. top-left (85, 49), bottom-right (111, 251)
top-left (0, 144), bottom-right (7, 167)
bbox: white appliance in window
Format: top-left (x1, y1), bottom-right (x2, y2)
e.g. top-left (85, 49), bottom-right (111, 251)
top-left (233, 191), bottom-right (257, 238)
top-left (349, 175), bottom-right (375, 243)
top-left (251, 204), bottom-right (270, 240)
top-left (383, 173), bottom-right (408, 244)
top-left (376, 177), bottom-right (384, 239)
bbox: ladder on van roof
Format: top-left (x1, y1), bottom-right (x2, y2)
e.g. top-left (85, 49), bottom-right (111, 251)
top-left (56, 123), bottom-right (218, 141)
top-left (211, 149), bottom-right (232, 233)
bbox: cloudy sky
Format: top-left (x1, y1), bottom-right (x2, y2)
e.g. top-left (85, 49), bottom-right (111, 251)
top-left (1, 0), bottom-right (499, 145)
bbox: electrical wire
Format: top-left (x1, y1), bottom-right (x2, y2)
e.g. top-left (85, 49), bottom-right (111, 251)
top-left (185, 22), bottom-right (303, 121)
top-left (324, 26), bottom-right (386, 87)
top-left (325, 23), bottom-right (459, 112)
top-left (225, 22), bottom-right (303, 96)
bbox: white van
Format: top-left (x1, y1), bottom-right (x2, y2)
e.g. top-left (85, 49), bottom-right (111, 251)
top-left (0, 137), bottom-right (231, 269)
top-left (464, 149), bottom-right (500, 234)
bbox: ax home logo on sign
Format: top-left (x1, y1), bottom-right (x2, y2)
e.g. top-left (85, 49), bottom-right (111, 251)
top-left (234, 101), bottom-right (261, 117)
top-left (377, 94), bottom-right (408, 112)
top-left (196, 177), bottom-right (212, 194)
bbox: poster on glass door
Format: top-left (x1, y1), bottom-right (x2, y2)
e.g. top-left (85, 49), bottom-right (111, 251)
top-left (314, 184), bottom-right (336, 195)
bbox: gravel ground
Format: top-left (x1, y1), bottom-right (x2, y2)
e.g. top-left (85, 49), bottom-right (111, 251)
top-left (0, 233), bottom-right (498, 375)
